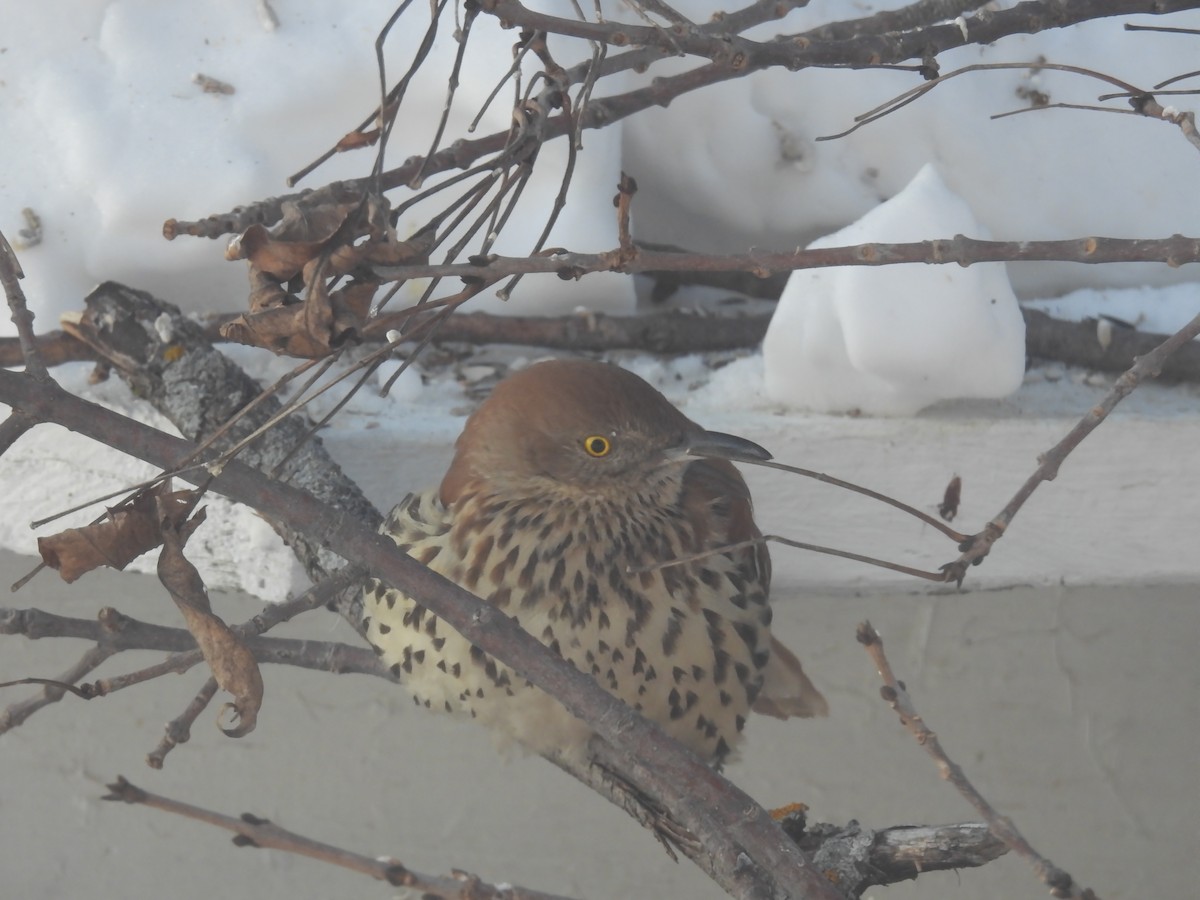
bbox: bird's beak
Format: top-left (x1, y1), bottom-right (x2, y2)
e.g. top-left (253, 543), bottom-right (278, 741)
top-left (672, 429), bottom-right (772, 464)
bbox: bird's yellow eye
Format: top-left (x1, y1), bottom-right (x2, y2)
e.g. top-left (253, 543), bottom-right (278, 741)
top-left (583, 435), bottom-right (612, 457)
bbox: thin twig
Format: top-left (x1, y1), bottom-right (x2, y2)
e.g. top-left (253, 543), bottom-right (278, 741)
top-left (146, 677), bottom-right (219, 769)
top-left (0, 643), bottom-right (117, 734)
top-left (857, 621), bottom-right (1096, 900)
top-left (633, 533), bottom-right (953, 583)
top-left (819, 60), bottom-right (1144, 140)
top-left (943, 308), bottom-right (1200, 584)
top-left (0, 228), bottom-right (50, 382)
top-left (744, 459), bottom-right (970, 544)
top-left (370, 235), bottom-right (1200, 282)
top-left (104, 775), bottom-right (576, 898)
top-left (92, 564), bottom-right (366, 697)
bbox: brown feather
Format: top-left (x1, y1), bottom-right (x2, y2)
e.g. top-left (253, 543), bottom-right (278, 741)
top-left (372, 358), bottom-right (829, 765)
top-left (754, 637), bottom-right (829, 719)
top-left (685, 459), bottom-right (826, 718)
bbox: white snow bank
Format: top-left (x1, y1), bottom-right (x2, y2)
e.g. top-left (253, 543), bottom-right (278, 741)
top-left (0, 0), bottom-right (631, 330)
top-left (1025, 284), bottom-right (1200, 338)
top-left (625, 0), bottom-right (1200, 298)
top-left (762, 164), bottom-right (1025, 415)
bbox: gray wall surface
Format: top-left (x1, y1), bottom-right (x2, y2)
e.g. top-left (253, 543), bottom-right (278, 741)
top-left (1, 548), bottom-right (1195, 899)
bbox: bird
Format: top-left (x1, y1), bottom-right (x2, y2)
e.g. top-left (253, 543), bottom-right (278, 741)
top-left (363, 358), bottom-right (826, 767)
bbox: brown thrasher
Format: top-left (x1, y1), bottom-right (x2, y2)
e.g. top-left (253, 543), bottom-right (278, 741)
top-left (364, 359), bottom-right (826, 766)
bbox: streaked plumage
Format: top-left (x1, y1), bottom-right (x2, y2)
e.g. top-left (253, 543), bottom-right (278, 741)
top-left (364, 359), bottom-right (825, 766)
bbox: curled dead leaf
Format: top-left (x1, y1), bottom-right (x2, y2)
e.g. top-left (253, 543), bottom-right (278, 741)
top-left (156, 498), bottom-right (263, 738)
top-left (229, 200), bottom-right (361, 279)
top-left (38, 485), bottom-right (196, 583)
top-left (219, 277), bottom-right (377, 358)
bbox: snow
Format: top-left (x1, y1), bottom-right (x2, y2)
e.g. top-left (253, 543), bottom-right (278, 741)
top-left (1025, 284), bottom-right (1200, 337)
top-left (762, 164), bottom-right (1026, 415)
top-left (0, 0), bottom-right (630, 320)
top-left (0, 1), bottom-right (1198, 596)
top-left (625, 1), bottom-right (1200, 298)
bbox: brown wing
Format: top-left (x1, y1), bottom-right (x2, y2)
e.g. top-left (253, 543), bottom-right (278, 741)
top-left (684, 458), bottom-right (828, 720)
top-left (753, 636), bottom-right (829, 719)
top-left (682, 458), bottom-right (770, 588)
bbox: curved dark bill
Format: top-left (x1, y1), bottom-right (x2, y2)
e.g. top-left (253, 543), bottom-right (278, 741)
top-left (684, 430), bottom-right (772, 463)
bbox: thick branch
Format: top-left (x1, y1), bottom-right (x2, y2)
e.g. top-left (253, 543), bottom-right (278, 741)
top-left (795, 820), bottom-right (1008, 894)
top-left (0, 367), bottom-right (840, 900)
top-left (9, 301), bottom-right (1200, 383)
top-left (69, 281), bottom-right (381, 593)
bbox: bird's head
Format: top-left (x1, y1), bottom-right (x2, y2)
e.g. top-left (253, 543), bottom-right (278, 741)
top-left (439, 359), bottom-right (771, 505)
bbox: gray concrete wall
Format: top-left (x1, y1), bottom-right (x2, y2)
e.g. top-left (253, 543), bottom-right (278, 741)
top-left (1, 548), bottom-right (1195, 898)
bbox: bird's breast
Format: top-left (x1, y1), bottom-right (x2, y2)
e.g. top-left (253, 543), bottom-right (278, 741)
top-left (364, 485), bottom-right (773, 765)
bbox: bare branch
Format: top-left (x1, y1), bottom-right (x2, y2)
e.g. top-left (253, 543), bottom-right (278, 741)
top-left (163, 0), bottom-right (1200, 242)
top-left (7, 290), bottom-right (1200, 389)
top-left (0, 605), bottom-right (388, 684)
top-left (0, 366), bottom-right (841, 900)
top-left (857, 621), bottom-right (1096, 899)
top-left (792, 819), bottom-right (1008, 895)
top-left (103, 776), bottom-right (575, 900)
top-left (0, 228), bottom-right (49, 382)
top-left (370, 235), bottom-right (1200, 283)
top-left (146, 677), bottom-right (219, 769)
top-left (944, 308), bottom-right (1200, 583)
top-left (0, 641), bottom-right (116, 734)
top-left (804, 0), bottom-right (992, 41)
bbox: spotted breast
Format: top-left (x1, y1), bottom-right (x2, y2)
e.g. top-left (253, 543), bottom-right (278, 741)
top-left (363, 359), bottom-right (826, 766)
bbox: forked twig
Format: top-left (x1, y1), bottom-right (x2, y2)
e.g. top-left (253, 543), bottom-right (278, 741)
top-left (944, 309), bottom-right (1200, 584)
top-left (146, 677), bottom-right (219, 769)
top-left (0, 643), bottom-right (117, 734)
top-left (746, 459), bottom-right (970, 544)
top-left (0, 564), bottom-right (376, 743)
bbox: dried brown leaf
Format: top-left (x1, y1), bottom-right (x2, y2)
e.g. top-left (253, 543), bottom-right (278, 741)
top-left (219, 277), bottom-right (374, 358)
top-left (156, 500), bottom-right (262, 737)
top-left (939, 475), bottom-right (962, 522)
top-left (331, 280), bottom-right (377, 326)
top-left (37, 485), bottom-right (193, 583)
top-left (220, 303), bottom-right (332, 358)
top-left (360, 224), bottom-right (437, 268)
top-left (246, 266), bottom-right (292, 313)
top-left (335, 128), bottom-right (380, 152)
top-left (228, 200), bottom-right (360, 279)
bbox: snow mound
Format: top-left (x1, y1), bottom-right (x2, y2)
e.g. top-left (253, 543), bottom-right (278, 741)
top-left (763, 164), bottom-right (1025, 415)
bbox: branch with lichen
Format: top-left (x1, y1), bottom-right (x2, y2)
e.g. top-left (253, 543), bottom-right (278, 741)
top-left (0, 318), bottom-right (841, 898)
